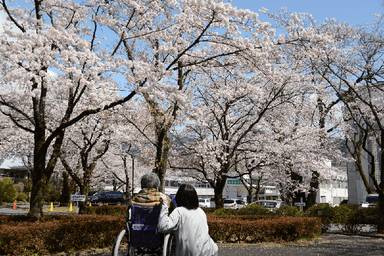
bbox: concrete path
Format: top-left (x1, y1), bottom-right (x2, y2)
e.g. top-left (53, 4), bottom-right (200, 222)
top-left (0, 203), bottom-right (77, 215)
top-left (85, 234), bottom-right (384, 256)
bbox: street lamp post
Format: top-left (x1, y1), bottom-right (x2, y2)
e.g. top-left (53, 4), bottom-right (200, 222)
top-left (125, 143), bottom-right (138, 198)
top-left (131, 155), bottom-right (135, 196)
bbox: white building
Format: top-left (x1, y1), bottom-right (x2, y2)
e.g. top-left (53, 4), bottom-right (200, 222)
top-left (318, 170), bottom-right (348, 205)
top-left (164, 168), bottom-right (348, 206)
top-left (346, 137), bottom-right (382, 205)
top-left (164, 176), bottom-right (214, 198)
top-left (223, 179), bottom-right (279, 201)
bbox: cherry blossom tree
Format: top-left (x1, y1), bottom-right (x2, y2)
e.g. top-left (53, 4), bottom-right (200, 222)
top-left (316, 17), bottom-right (384, 232)
top-left (168, 47), bottom-right (336, 208)
top-left (0, 0), bottom-right (262, 220)
top-left (270, 9), bottom-right (384, 231)
top-left (99, 0), bottom-right (267, 192)
top-left (0, 0), bottom-right (138, 220)
top-left (101, 138), bottom-right (148, 200)
top-left (167, 6), bottom-right (355, 208)
top-left (58, 114), bottom-right (113, 214)
top-left (262, 8), bottom-right (351, 208)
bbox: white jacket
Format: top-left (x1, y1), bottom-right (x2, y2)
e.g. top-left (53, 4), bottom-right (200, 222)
top-left (158, 200), bottom-right (218, 256)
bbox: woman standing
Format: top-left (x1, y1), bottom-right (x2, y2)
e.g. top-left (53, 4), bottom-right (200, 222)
top-left (158, 184), bottom-right (218, 256)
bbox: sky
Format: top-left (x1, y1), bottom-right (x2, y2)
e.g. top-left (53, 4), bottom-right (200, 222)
top-left (1, 1), bottom-right (384, 24)
top-left (232, 0), bottom-right (384, 26)
top-left (1, 0), bottom-right (383, 31)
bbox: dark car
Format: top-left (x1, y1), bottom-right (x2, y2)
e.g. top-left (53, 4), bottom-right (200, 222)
top-left (90, 191), bottom-right (125, 206)
top-left (87, 190), bottom-right (99, 200)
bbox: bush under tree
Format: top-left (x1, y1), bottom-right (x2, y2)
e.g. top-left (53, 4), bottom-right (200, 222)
top-left (0, 178), bottom-right (17, 204)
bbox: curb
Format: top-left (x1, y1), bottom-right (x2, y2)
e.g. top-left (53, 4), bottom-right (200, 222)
top-left (45, 247), bottom-right (113, 256)
top-left (323, 231), bottom-right (384, 239)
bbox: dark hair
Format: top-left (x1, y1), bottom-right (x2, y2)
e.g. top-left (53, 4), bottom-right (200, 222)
top-left (141, 172), bottom-right (160, 189)
top-left (175, 184), bottom-right (199, 210)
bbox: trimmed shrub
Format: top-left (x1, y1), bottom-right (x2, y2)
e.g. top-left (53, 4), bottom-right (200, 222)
top-left (202, 208), bottom-right (216, 214)
top-left (43, 183), bottom-right (61, 202)
top-left (14, 183), bottom-right (24, 193)
top-left (212, 208), bottom-right (239, 216)
top-left (237, 203), bottom-right (272, 216)
top-left (0, 205), bottom-right (325, 255)
top-left (86, 205), bottom-right (127, 215)
top-left (16, 193), bottom-right (29, 202)
top-left (360, 204), bottom-right (379, 226)
top-left (0, 178), bottom-right (17, 204)
top-left (0, 215), bottom-right (125, 255)
top-left (332, 204), bottom-right (366, 233)
top-left (207, 214), bottom-right (321, 243)
top-left (305, 203), bottom-right (335, 232)
top-left (276, 206), bottom-right (305, 217)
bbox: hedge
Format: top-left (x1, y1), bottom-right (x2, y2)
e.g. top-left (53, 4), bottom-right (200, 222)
top-left (7, 202), bottom-right (366, 255)
top-left (0, 215), bottom-right (125, 255)
top-left (0, 211), bottom-right (322, 255)
top-left (207, 215), bottom-right (321, 243)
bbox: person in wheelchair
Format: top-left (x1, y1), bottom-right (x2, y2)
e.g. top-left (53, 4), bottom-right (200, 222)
top-left (111, 172), bottom-right (176, 256)
top-left (158, 184), bottom-right (218, 256)
top-left (132, 172), bottom-right (176, 212)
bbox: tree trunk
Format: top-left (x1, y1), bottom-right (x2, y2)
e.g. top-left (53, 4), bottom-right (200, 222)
top-left (245, 183), bottom-right (254, 204)
top-left (28, 174), bottom-right (44, 221)
top-left (347, 141), bottom-right (374, 194)
top-left (246, 192), bottom-right (253, 204)
top-left (123, 155), bottom-right (132, 200)
top-left (378, 131), bottom-right (384, 233)
top-left (306, 171), bottom-right (319, 208)
top-left (154, 129), bottom-right (171, 193)
top-left (28, 136), bottom-right (48, 221)
top-left (78, 185), bottom-right (87, 214)
top-left (59, 172), bottom-right (71, 204)
top-left (214, 177), bottom-right (227, 209)
top-left (254, 177), bottom-right (262, 202)
top-left (356, 151), bottom-right (374, 195)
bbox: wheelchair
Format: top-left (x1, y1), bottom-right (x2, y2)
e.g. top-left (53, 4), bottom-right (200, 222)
top-left (111, 201), bottom-right (175, 256)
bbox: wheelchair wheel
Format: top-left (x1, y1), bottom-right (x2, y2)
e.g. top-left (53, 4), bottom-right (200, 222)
top-left (165, 234), bottom-right (176, 256)
top-left (112, 229), bottom-right (133, 256)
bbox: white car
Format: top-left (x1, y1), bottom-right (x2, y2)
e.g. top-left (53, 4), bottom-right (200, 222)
top-left (252, 200), bottom-right (290, 211)
top-left (235, 199), bottom-right (248, 209)
top-left (223, 198), bottom-right (238, 209)
top-left (199, 198), bottom-right (210, 208)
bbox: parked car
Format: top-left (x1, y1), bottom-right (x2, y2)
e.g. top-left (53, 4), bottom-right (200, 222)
top-left (223, 198), bottom-right (239, 209)
top-left (199, 198), bottom-right (210, 208)
top-left (87, 190), bottom-right (99, 201)
top-left (361, 194), bottom-right (379, 208)
top-left (210, 198), bottom-right (216, 208)
top-left (90, 191), bottom-right (125, 206)
top-left (252, 200), bottom-right (290, 211)
top-left (235, 198), bottom-right (248, 209)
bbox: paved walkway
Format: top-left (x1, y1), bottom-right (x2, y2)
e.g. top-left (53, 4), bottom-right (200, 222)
top-left (0, 203), bottom-right (80, 215)
top-left (71, 232), bottom-right (384, 256)
top-left (51, 233), bottom-right (383, 256)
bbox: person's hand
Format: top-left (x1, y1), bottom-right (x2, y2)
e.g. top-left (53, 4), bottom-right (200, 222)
top-left (160, 194), bottom-right (168, 204)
